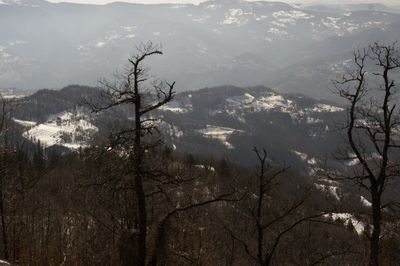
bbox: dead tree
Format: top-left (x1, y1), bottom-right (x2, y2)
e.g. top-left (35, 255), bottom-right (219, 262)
top-left (0, 94), bottom-right (10, 261)
top-left (333, 42), bottom-right (400, 266)
top-left (87, 42), bottom-right (175, 266)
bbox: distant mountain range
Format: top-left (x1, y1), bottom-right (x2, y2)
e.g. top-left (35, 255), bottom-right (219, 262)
top-left (1, 0), bottom-right (400, 101)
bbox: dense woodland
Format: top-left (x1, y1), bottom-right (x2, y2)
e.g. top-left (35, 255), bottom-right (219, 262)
top-left (0, 41), bottom-right (399, 266)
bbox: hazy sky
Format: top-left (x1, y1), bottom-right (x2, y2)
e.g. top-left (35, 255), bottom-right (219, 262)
top-left (46, 0), bottom-right (400, 6)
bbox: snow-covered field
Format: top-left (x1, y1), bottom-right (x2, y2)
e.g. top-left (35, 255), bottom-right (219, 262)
top-left (14, 111), bottom-right (97, 150)
top-left (159, 99), bottom-right (192, 113)
top-left (196, 125), bottom-right (242, 149)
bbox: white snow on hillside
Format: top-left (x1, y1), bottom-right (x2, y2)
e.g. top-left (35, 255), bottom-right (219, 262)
top-left (360, 196), bottom-right (372, 207)
top-left (315, 184), bottom-right (341, 201)
top-left (13, 118), bottom-right (37, 127)
top-left (196, 125), bottom-right (242, 149)
top-left (0, 259), bottom-right (10, 265)
top-left (220, 91), bottom-right (344, 126)
top-left (20, 111), bottom-right (97, 150)
top-left (0, 0), bottom-right (38, 6)
top-left (267, 27), bottom-right (288, 37)
top-left (206, 4), bottom-right (222, 10)
top-left (313, 15), bottom-right (388, 39)
top-left (195, 164), bottom-right (216, 172)
top-left (346, 152), bottom-right (360, 166)
top-left (324, 213), bottom-right (366, 235)
top-left (227, 92), bottom-right (343, 115)
top-left (222, 8), bottom-right (252, 26)
top-left (291, 150), bottom-right (308, 161)
top-left (306, 117), bottom-right (323, 124)
top-left (308, 104), bottom-right (344, 113)
top-left (272, 10), bottom-right (314, 25)
top-left (226, 92), bottom-right (294, 113)
top-left (159, 99), bottom-right (192, 113)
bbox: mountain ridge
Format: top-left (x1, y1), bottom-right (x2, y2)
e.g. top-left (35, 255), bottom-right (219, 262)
top-left (1, 0), bottom-right (399, 101)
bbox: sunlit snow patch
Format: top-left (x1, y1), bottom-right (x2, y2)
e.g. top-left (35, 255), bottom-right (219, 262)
top-left (308, 104), bottom-right (344, 113)
top-left (22, 112), bottom-right (97, 150)
top-left (291, 150), bottom-right (308, 161)
top-left (324, 213), bottom-right (366, 235)
top-left (226, 92), bottom-right (294, 113)
top-left (159, 99), bottom-right (192, 113)
top-left (360, 196), bottom-right (372, 207)
top-left (196, 125), bottom-right (242, 149)
top-left (13, 118), bottom-right (37, 127)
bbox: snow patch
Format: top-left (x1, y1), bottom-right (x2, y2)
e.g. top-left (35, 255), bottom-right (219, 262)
top-left (291, 150), bottom-right (308, 161)
top-left (13, 118), bottom-right (37, 127)
top-left (159, 99), bottom-right (192, 113)
top-left (315, 184), bottom-right (341, 201)
top-left (224, 92), bottom-right (297, 122)
top-left (195, 164), bottom-right (216, 172)
top-left (222, 8), bottom-right (251, 26)
top-left (196, 125), bottom-right (241, 149)
top-left (22, 111), bottom-right (97, 150)
top-left (95, 41), bottom-right (106, 48)
top-left (272, 10), bottom-right (314, 25)
top-left (308, 104), bottom-right (344, 113)
top-left (206, 4), bottom-right (221, 10)
top-left (346, 153), bottom-right (359, 166)
top-left (325, 213), bottom-right (366, 235)
top-left (267, 27), bottom-right (288, 36)
top-left (0, 259), bottom-right (10, 265)
top-left (360, 196), bottom-right (372, 207)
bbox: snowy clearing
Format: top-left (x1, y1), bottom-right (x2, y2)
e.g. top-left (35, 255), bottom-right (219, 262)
top-left (196, 125), bottom-right (241, 149)
top-left (22, 111), bottom-right (97, 150)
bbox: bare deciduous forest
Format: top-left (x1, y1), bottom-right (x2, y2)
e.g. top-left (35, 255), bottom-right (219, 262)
top-left (0, 40), bottom-right (399, 266)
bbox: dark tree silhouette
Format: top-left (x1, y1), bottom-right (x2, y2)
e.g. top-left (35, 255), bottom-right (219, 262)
top-left (87, 42), bottom-right (175, 266)
top-left (334, 42), bottom-right (400, 266)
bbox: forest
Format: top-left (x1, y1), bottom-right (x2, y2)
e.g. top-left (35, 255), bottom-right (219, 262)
top-left (0, 41), bottom-right (399, 266)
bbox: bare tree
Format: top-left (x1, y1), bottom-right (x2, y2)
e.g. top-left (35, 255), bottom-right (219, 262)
top-left (0, 93), bottom-right (10, 261)
top-left (223, 148), bottom-right (329, 266)
top-left (87, 42), bottom-right (175, 266)
top-left (333, 42), bottom-right (400, 266)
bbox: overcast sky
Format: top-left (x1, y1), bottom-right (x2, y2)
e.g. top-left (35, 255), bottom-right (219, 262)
top-left (46, 0), bottom-right (400, 6)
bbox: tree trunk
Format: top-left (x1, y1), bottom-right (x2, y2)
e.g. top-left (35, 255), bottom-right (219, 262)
top-left (0, 161), bottom-right (8, 261)
top-left (134, 93), bottom-right (147, 266)
top-left (369, 191), bottom-right (381, 266)
top-left (0, 192), bottom-right (8, 260)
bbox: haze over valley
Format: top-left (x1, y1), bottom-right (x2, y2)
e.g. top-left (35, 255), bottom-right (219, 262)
top-left (1, 1), bottom-right (400, 265)
top-left (2, 0), bottom-right (400, 100)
